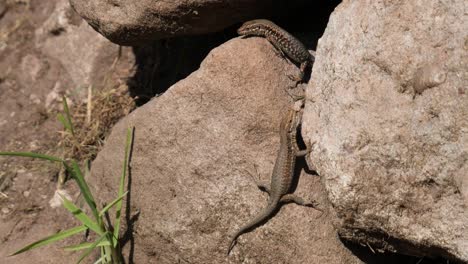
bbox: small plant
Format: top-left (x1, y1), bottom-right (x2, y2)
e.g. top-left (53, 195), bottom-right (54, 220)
top-left (0, 97), bottom-right (134, 264)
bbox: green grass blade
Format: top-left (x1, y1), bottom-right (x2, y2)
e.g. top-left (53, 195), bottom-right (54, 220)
top-left (61, 96), bottom-right (75, 136)
top-left (61, 195), bottom-right (103, 236)
top-left (113, 127), bottom-right (133, 246)
top-left (103, 245), bottom-right (113, 264)
top-left (76, 232), bottom-right (109, 264)
top-left (100, 246), bottom-right (105, 263)
top-left (63, 240), bottom-right (111, 251)
top-left (69, 160), bottom-right (99, 221)
top-left (9, 225), bottom-right (87, 256)
top-left (93, 256), bottom-right (104, 264)
top-left (99, 191), bottom-right (129, 217)
top-left (0, 152), bottom-right (63, 162)
top-left (57, 113), bottom-right (73, 134)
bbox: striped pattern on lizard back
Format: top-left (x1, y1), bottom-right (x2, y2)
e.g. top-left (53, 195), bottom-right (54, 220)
top-left (226, 108), bottom-right (318, 255)
top-left (237, 19), bottom-right (313, 67)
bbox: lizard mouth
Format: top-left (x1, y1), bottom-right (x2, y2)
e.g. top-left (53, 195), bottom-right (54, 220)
top-left (237, 27), bottom-right (247, 34)
top-left (237, 26), bottom-right (258, 36)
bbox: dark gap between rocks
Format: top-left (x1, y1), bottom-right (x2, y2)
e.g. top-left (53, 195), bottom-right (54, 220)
top-left (127, 0), bottom-right (341, 106)
top-left (342, 238), bottom-right (456, 264)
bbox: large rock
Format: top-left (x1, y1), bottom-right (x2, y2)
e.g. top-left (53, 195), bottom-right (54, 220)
top-left (69, 0), bottom-right (306, 45)
top-left (302, 0), bottom-right (467, 262)
top-left (35, 0), bottom-right (129, 101)
top-left (89, 37), bottom-right (362, 263)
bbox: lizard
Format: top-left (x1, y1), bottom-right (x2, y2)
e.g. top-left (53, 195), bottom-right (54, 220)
top-left (237, 19), bottom-right (315, 85)
top-left (227, 106), bottom-right (319, 255)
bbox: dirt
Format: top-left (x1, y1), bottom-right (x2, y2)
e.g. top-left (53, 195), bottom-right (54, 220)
top-left (0, 1), bottom-right (134, 263)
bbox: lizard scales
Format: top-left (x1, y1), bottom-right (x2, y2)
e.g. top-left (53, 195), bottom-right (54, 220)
top-left (227, 108), bottom-right (315, 254)
top-left (237, 19), bottom-right (314, 81)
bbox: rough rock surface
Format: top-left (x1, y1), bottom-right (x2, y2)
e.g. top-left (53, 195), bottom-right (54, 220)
top-left (36, 0), bottom-right (127, 100)
top-left (302, 0), bottom-right (467, 262)
top-left (70, 0), bottom-right (307, 45)
top-left (89, 37), bottom-right (362, 263)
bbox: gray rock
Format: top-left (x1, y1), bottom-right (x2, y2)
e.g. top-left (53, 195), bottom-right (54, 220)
top-left (89, 37), bottom-right (361, 263)
top-left (302, 0), bottom-right (467, 262)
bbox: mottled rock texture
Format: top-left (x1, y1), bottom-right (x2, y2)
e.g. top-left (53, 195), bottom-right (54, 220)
top-left (302, 0), bottom-right (467, 262)
top-left (69, 0), bottom-right (308, 45)
top-left (36, 0), bottom-right (125, 99)
top-left (88, 37), bottom-right (362, 263)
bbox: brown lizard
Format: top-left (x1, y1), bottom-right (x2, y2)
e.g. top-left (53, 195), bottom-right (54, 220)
top-left (227, 107), bottom-right (318, 255)
top-left (237, 19), bottom-right (315, 83)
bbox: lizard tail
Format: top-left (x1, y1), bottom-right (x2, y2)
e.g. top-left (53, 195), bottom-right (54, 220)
top-left (226, 198), bottom-right (280, 255)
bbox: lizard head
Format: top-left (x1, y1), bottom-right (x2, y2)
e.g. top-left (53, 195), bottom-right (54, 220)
top-left (237, 19), bottom-right (276, 36)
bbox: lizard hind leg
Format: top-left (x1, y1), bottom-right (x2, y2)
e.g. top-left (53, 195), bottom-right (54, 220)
top-left (280, 194), bottom-right (320, 210)
top-left (250, 164), bottom-right (271, 194)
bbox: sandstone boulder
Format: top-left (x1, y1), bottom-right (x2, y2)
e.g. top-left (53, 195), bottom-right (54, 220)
top-left (36, 0), bottom-right (130, 101)
top-left (302, 0), bottom-right (467, 262)
top-left (88, 37), bottom-right (361, 263)
top-left (70, 0), bottom-right (307, 45)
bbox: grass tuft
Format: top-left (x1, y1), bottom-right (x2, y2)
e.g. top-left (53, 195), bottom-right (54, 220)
top-left (58, 87), bottom-right (135, 163)
top-left (2, 126), bottom-right (134, 264)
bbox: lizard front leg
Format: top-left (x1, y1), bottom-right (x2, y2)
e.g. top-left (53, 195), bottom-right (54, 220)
top-left (287, 61), bottom-right (308, 84)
